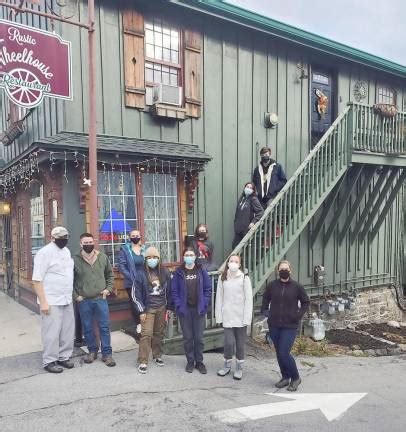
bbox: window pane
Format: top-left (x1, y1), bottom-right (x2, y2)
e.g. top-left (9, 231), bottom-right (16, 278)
top-left (170, 72), bottom-right (178, 86)
top-left (146, 43), bottom-right (154, 59)
top-left (154, 46), bottom-right (162, 60)
top-left (154, 32), bottom-right (162, 47)
top-left (163, 34), bottom-right (171, 49)
top-left (30, 182), bottom-right (45, 258)
top-left (162, 71), bottom-right (170, 84)
top-left (145, 21), bottom-right (153, 30)
top-left (153, 68), bottom-right (162, 83)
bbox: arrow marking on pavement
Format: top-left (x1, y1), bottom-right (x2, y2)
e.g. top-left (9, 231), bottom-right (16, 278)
top-left (213, 392), bottom-right (367, 424)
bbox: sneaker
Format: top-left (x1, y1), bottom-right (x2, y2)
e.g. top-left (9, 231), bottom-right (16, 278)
top-left (57, 359), bottom-right (74, 369)
top-left (44, 362), bottom-right (63, 373)
top-left (275, 378), bottom-right (290, 388)
top-left (138, 363), bottom-right (148, 374)
top-left (136, 324), bottom-right (142, 334)
top-left (154, 358), bottom-right (165, 367)
top-left (102, 356), bottom-right (116, 367)
top-left (287, 378), bottom-right (302, 392)
top-left (195, 362), bottom-right (207, 374)
top-left (84, 352), bottom-right (98, 364)
top-left (74, 338), bottom-right (86, 348)
top-left (185, 362), bottom-right (194, 373)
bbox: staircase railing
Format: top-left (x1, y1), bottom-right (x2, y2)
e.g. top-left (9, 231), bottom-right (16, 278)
top-left (225, 104), bottom-right (353, 297)
top-left (352, 102), bottom-right (406, 154)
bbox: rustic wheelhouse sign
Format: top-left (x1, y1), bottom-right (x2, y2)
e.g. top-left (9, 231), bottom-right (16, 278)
top-left (0, 19), bottom-right (72, 108)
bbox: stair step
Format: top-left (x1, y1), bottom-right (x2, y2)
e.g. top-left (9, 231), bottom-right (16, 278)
top-left (163, 327), bottom-right (224, 355)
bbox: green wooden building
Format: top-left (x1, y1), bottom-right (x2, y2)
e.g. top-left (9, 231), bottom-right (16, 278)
top-left (0, 1), bottom-right (405, 346)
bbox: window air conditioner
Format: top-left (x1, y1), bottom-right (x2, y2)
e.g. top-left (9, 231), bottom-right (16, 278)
top-left (152, 83), bottom-right (182, 107)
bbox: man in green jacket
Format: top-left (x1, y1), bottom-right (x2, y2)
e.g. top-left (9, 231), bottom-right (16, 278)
top-left (73, 232), bottom-right (116, 366)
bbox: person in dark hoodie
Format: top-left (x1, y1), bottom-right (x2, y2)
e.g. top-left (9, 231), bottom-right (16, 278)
top-left (118, 229), bottom-right (145, 337)
top-left (261, 260), bottom-right (310, 391)
top-left (232, 182), bottom-right (264, 249)
top-left (191, 223), bottom-right (216, 271)
top-left (252, 146), bottom-right (287, 209)
top-left (171, 247), bottom-right (212, 374)
top-left (131, 246), bottom-right (172, 374)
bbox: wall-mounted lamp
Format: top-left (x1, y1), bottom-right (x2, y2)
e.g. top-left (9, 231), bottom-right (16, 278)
top-left (313, 265), bottom-right (326, 286)
top-left (264, 112), bottom-right (279, 128)
top-left (0, 200), bottom-right (11, 215)
top-left (296, 62), bottom-right (309, 81)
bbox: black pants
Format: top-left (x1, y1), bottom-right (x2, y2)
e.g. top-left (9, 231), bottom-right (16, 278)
top-left (179, 306), bottom-right (205, 364)
top-left (126, 288), bottom-right (140, 326)
top-left (232, 231), bottom-right (247, 249)
top-left (73, 300), bottom-right (83, 342)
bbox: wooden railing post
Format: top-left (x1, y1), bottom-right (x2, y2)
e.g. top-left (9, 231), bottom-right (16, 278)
top-left (346, 102), bottom-right (354, 166)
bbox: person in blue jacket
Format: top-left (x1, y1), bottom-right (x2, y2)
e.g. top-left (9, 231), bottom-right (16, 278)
top-left (171, 247), bottom-right (212, 374)
top-left (118, 229), bottom-right (145, 337)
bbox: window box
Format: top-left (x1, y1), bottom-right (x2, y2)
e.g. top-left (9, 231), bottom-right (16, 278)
top-left (150, 103), bottom-right (187, 120)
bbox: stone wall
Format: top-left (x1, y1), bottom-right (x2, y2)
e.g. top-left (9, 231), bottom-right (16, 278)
top-left (311, 285), bottom-right (403, 329)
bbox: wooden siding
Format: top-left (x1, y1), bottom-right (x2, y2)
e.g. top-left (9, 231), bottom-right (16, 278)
top-left (0, 0), bottom-right (404, 289)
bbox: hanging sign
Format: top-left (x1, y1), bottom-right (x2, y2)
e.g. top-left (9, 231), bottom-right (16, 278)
top-left (0, 19), bottom-right (72, 108)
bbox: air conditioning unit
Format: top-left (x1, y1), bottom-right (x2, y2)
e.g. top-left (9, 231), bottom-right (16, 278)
top-left (152, 83), bottom-right (182, 107)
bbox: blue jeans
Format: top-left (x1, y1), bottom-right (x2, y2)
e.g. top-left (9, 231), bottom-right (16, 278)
top-left (78, 298), bottom-right (112, 357)
top-left (270, 327), bottom-right (299, 380)
top-left (179, 306), bottom-right (205, 364)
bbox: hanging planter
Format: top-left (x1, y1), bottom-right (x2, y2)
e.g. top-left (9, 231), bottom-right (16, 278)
top-left (0, 120), bottom-right (25, 147)
top-left (373, 103), bottom-right (398, 118)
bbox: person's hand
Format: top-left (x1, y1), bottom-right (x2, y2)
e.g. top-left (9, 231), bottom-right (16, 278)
top-left (76, 296), bottom-right (84, 302)
top-left (40, 301), bottom-right (50, 315)
top-left (140, 313), bottom-right (147, 323)
top-left (101, 289), bottom-right (110, 299)
top-left (248, 223), bottom-right (255, 229)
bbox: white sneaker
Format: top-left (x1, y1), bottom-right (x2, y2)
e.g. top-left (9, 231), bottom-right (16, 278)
top-left (136, 324), bottom-right (142, 334)
top-left (154, 358), bottom-right (165, 367)
top-left (138, 363), bottom-right (147, 374)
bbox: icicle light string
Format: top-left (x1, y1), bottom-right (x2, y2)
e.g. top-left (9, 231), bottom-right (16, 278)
top-left (0, 149), bottom-right (206, 194)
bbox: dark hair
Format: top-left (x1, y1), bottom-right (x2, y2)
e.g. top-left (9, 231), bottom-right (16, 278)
top-left (194, 223), bottom-right (208, 240)
top-left (260, 146), bottom-right (271, 155)
top-left (243, 182), bottom-right (257, 196)
top-left (221, 254), bottom-right (241, 281)
top-left (80, 232), bottom-right (93, 239)
top-left (183, 246), bottom-right (196, 255)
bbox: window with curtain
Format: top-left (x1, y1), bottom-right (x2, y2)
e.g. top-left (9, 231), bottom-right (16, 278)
top-left (98, 171), bottom-right (137, 266)
top-left (30, 182), bottom-right (45, 259)
top-left (377, 85), bottom-right (396, 105)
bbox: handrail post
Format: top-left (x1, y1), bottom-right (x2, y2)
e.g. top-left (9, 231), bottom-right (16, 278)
top-left (346, 102), bottom-right (354, 166)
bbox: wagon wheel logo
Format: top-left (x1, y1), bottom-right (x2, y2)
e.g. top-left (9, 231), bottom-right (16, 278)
top-left (3, 68), bottom-right (45, 108)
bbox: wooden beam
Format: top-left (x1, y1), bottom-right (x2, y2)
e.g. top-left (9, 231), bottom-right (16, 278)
top-left (338, 166), bottom-right (376, 245)
top-left (323, 165), bottom-right (364, 247)
top-left (368, 170), bottom-right (406, 243)
top-left (350, 166), bottom-right (390, 245)
top-left (310, 173), bottom-right (347, 247)
top-left (358, 169), bottom-right (399, 242)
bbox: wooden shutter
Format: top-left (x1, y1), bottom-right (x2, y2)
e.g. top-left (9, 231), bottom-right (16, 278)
top-left (122, 8), bottom-right (145, 109)
top-left (184, 29), bottom-right (202, 118)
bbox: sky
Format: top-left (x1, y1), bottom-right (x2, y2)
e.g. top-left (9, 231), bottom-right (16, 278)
top-left (228, 0), bottom-right (406, 66)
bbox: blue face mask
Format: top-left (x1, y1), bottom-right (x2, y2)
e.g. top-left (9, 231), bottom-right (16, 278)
top-left (184, 256), bottom-right (196, 266)
top-left (147, 258), bottom-right (159, 269)
top-left (244, 187), bottom-right (253, 196)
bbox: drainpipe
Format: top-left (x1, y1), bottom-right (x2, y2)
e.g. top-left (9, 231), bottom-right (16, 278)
top-left (88, 0), bottom-right (98, 246)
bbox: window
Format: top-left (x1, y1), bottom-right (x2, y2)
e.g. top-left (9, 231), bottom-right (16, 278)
top-left (30, 182), bottom-right (45, 259)
top-left (17, 206), bottom-right (25, 270)
top-left (142, 173), bottom-right (180, 263)
top-left (144, 18), bottom-right (181, 105)
top-left (98, 171), bottom-right (137, 266)
top-left (97, 170), bottom-right (180, 266)
top-left (377, 85), bottom-right (396, 105)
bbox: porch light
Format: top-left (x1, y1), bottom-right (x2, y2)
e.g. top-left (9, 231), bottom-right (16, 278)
top-left (0, 200), bottom-right (11, 215)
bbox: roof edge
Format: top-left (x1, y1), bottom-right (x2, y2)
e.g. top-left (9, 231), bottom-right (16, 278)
top-left (171, 0), bottom-right (406, 79)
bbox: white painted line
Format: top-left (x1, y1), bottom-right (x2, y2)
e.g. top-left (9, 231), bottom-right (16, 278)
top-left (213, 392), bottom-right (367, 424)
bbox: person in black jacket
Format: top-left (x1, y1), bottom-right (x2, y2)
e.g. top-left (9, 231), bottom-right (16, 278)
top-left (232, 182), bottom-right (264, 249)
top-left (261, 260), bottom-right (310, 391)
top-left (252, 146), bottom-right (287, 209)
top-left (191, 224), bottom-right (216, 271)
top-left (131, 246), bottom-right (172, 374)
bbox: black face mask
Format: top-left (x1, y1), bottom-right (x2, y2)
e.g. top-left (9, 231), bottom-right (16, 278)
top-left (82, 245), bottom-right (94, 254)
top-left (130, 237), bottom-right (141, 244)
top-left (261, 155), bottom-right (270, 164)
top-left (198, 231), bottom-right (207, 239)
top-left (55, 238), bottom-right (68, 249)
top-left (279, 270), bottom-right (290, 280)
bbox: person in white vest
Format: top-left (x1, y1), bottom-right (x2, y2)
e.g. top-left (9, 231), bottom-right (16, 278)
top-left (32, 226), bottom-right (75, 373)
top-left (215, 254), bottom-right (253, 380)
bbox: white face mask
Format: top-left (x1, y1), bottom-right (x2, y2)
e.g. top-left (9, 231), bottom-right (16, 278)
top-left (228, 262), bottom-right (240, 272)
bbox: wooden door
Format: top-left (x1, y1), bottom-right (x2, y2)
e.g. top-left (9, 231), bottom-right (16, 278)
top-left (311, 69), bottom-right (334, 143)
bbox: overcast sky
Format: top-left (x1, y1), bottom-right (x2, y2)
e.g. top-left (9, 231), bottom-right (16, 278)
top-left (227, 0), bottom-right (406, 66)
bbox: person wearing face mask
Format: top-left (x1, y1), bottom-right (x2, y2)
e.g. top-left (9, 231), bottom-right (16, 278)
top-left (191, 223), bottom-right (216, 271)
top-left (118, 229), bottom-right (146, 337)
top-left (73, 233), bottom-right (116, 367)
top-left (261, 260), bottom-right (309, 391)
top-left (252, 146), bottom-right (287, 209)
top-left (232, 182), bottom-right (264, 249)
top-left (131, 246), bottom-right (172, 374)
top-left (32, 226), bottom-right (75, 373)
top-left (215, 255), bottom-right (253, 380)
top-left (171, 247), bottom-right (212, 374)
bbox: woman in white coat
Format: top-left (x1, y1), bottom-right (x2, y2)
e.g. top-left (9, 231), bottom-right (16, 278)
top-left (215, 254), bottom-right (253, 380)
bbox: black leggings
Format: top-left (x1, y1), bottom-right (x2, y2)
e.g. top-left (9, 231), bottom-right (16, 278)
top-left (126, 288), bottom-right (140, 326)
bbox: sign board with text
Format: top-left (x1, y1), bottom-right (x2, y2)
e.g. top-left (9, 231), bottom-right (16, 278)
top-left (0, 19), bottom-right (72, 108)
